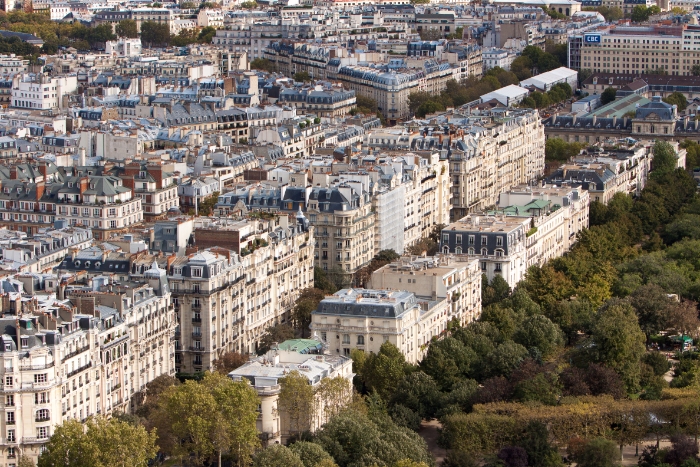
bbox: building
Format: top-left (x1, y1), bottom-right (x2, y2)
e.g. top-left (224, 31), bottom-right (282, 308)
top-left (11, 73), bottom-right (78, 111)
top-left (480, 84), bottom-right (530, 106)
top-left (121, 162), bottom-right (179, 219)
top-left (228, 344), bottom-right (353, 446)
top-left (519, 66), bottom-right (578, 92)
top-left (162, 214), bottom-right (314, 373)
top-left (570, 24), bottom-right (700, 77)
top-left (369, 254), bottom-right (482, 325)
top-left (311, 287), bottom-right (453, 363)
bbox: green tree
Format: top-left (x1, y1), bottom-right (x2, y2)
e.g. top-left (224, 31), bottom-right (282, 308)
top-left (213, 351), bottom-right (248, 374)
top-left (601, 87), bottom-right (617, 105)
top-left (316, 375), bottom-right (353, 420)
top-left (590, 300), bottom-right (647, 392)
top-left (151, 372), bottom-right (260, 467)
top-left (514, 421), bottom-right (563, 467)
top-left (133, 374), bottom-right (180, 419)
top-left (390, 371), bottom-right (443, 420)
top-left (257, 323), bottom-right (295, 355)
top-left (513, 315), bottom-right (563, 359)
top-left (545, 137), bottom-right (585, 163)
top-left (664, 92), bottom-right (688, 112)
top-left (253, 444), bottom-right (304, 467)
top-left (574, 438), bottom-right (621, 467)
top-left (631, 5), bottom-right (653, 22)
top-left (484, 341), bottom-right (529, 378)
top-left (279, 371), bottom-right (316, 438)
top-left (692, 64), bottom-right (700, 76)
top-left (115, 19), bottom-right (138, 38)
top-left (652, 140), bottom-right (678, 178)
top-left (358, 342), bottom-right (410, 400)
top-left (250, 57), bottom-right (275, 72)
top-left (38, 417), bottom-right (157, 467)
top-left (294, 71), bottom-right (312, 82)
top-left (139, 21), bottom-right (171, 47)
top-left (241, 0), bottom-right (258, 8)
top-left (291, 288), bottom-right (326, 336)
top-left (628, 283), bottom-right (675, 338)
top-left (288, 441), bottom-right (335, 467)
top-left (198, 26), bottom-right (216, 44)
top-left (17, 455), bottom-right (34, 467)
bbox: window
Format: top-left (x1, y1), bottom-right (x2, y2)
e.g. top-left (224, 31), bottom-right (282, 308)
top-left (5, 376), bottom-right (11, 387)
top-left (357, 335), bottom-right (365, 345)
top-left (36, 409), bottom-right (49, 421)
top-left (456, 234), bottom-right (462, 244)
top-left (7, 429), bottom-right (14, 442)
top-left (481, 236), bottom-right (487, 245)
top-left (37, 426), bottom-right (49, 439)
top-left (34, 374), bottom-right (47, 383)
top-left (442, 234), bottom-right (449, 243)
top-left (5, 395), bottom-right (12, 406)
top-left (7, 447), bottom-right (14, 458)
top-left (481, 262), bottom-right (486, 270)
top-left (496, 236), bottom-right (503, 246)
top-left (6, 412), bottom-right (14, 424)
top-left (20, 338), bottom-right (27, 349)
top-left (481, 248), bottom-right (488, 256)
top-left (455, 247), bottom-right (462, 254)
top-left (191, 267), bottom-right (202, 278)
top-left (468, 235), bottom-right (475, 245)
top-left (342, 334), bottom-right (350, 344)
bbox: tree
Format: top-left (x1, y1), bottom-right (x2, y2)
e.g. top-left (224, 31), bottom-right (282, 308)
top-left (253, 444), bottom-right (304, 467)
top-left (667, 300), bottom-right (700, 338)
top-left (652, 140), bottom-right (679, 178)
top-left (513, 315), bottom-right (563, 359)
top-left (38, 417), bottom-right (158, 467)
top-left (692, 65), bottom-right (700, 76)
top-left (279, 371), bottom-right (316, 438)
top-left (574, 438), bottom-right (621, 467)
top-left (257, 323), bottom-right (295, 355)
top-left (601, 87), bottom-right (617, 105)
top-left (115, 19), bottom-right (138, 38)
top-left (484, 341), bottom-right (530, 378)
top-left (241, 0), bottom-right (258, 8)
top-left (664, 92), bottom-right (688, 112)
top-left (545, 137), bottom-right (585, 163)
top-left (140, 21), bottom-right (171, 47)
top-left (314, 408), bottom-right (433, 467)
top-left (213, 351), bottom-right (248, 374)
top-left (590, 300), bottom-right (647, 392)
top-left (134, 374), bottom-right (180, 419)
top-left (198, 26), bottom-right (216, 44)
top-left (514, 420), bottom-right (563, 467)
top-left (390, 371), bottom-right (443, 420)
top-left (358, 342), bottom-right (409, 400)
top-left (628, 284), bottom-right (675, 338)
top-left (316, 375), bottom-right (352, 419)
top-left (151, 372), bottom-right (260, 467)
top-left (294, 71), bottom-right (312, 82)
top-left (250, 57), bottom-right (275, 72)
top-left (288, 441), bottom-right (335, 467)
top-left (497, 446), bottom-right (528, 467)
top-left (291, 288), bottom-right (326, 337)
top-left (17, 455), bottom-right (34, 467)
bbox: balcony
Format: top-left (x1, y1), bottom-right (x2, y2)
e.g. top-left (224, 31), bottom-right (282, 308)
top-left (192, 317), bottom-right (202, 323)
top-left (192, 332), bottom-right (202, 339)
top-left (188, 346), bottom-right (205, 352)
top-left (35, 416), bottom-right (50, 422)
top-left (20, 361), bottom-right (56, 370)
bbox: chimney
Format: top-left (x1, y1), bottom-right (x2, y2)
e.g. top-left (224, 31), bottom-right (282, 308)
top-left (9, 166), bottom-right (17, 180)
top-left (38, 161), bottom-right (48, 179)
top-left (35, 180), bottom-right (45, 202)
top-left (79, 177), bottom-right (89, 195)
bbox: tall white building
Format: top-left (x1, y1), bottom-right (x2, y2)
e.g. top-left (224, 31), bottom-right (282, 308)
top-left (11, 74), bottom-right (78, 111)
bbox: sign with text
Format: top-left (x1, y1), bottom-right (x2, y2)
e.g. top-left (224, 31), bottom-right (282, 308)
top-left (584, 34), bottom-right (602, 43)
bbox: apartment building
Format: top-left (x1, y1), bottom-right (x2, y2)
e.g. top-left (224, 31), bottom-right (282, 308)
top-left (156, 214), bottom-right (314, 373)
top-left (440, 214), bottom-right (531, 287)
top-left (335, 59), bottom-right (456, 124)
top-left (546, 146), bottom-right (659, 203)
top-left (494, 184), bottom-right (590, 269)
top-left (311, 288), bottom-right (451, 363)
top-left (229, 346), bottom-right (353, 446)
top-left (276, 86), bottom-right (357, 119)
top-left (369, 255), bottom-right (482, 326)
top-left (0, 263), bottom-right (175, 465)
top-left (446, 108), bottom-right (545, 219)
top-left (570, 24), bottom-right (700, 76)
top-left (120, 162), bottom-right (179, 219)
top-left (11, 73), bottom-right (78, 111)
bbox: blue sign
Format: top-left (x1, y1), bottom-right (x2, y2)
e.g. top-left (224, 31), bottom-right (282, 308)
top-left (584, 34), bottom-right (602, 43)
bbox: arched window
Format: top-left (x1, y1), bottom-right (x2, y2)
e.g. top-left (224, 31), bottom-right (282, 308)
top-left (442, 246), bottom-right (449, 254)
top-left (481, 248), bottom-right (488, 256)
top-left (468, 247), bottom-right (475, 255)
top-left (455, 247), bottom-right (462, 254)
top-left (357, 335), bottom-right (365, 345)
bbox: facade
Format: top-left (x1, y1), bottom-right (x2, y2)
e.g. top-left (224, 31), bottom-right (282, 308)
top-left (369, 255), bottom-right (482, 325)
top-left (311, 287), bottom-right (452, 363)
top-left (0, 262), bottom-right (175, 466)
top-left (228, 346), bottom-right (353, 446)
top-left (11, 74), bottom-right (78, 111)
top-left (161, 215), bottom-right (314, 373)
